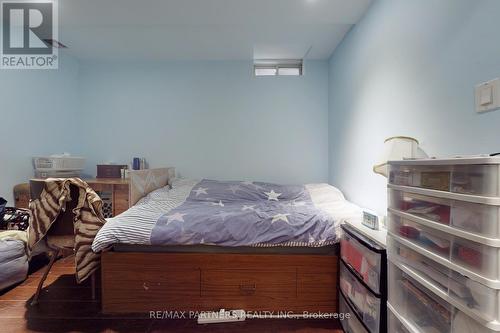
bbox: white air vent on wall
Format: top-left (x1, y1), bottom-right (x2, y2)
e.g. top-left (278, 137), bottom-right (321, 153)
top-left (254, 59), bottom-right (303, 77)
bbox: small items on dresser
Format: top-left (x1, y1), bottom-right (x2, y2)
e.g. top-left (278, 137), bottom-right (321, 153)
top-left (132, 157), bottom-right (147, 170)
top-left (386, 156), bottom-right (500, 333)
top-left (362, 210), bottom-right (383, 230)
top-left (97, 164), bottom-right (128, 178)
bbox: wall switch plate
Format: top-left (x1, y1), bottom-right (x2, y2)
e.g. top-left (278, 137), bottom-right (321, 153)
top-left (476, 78), bottom-right (500, 113)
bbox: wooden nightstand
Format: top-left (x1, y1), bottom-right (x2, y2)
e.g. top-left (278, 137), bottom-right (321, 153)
top-left (84, 178), bottom-right (130, 217)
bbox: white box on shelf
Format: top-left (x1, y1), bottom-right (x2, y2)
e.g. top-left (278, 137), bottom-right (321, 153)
top-left (33, 156), bottom-right (85, 171)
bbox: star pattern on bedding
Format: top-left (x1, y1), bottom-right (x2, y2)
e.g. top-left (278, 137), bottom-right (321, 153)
top-left (166, 212), bottom-right (186, 224)
top-left (152, 179), bottom-right (340, 247)
top-left (264, 190), bottom-right (282, 201)
top-left (212, 200), bottom-right (225, 207)
top-left (271, 213), bottom-right (290, 224)
top-left (215, 210), bottom-right (233, 221)
top-left (241, 205), bottom-right (255, 211)
top-left (227, 184), bottom-right (242, 194)
top-left (193, 187), bottom-right (208, 196)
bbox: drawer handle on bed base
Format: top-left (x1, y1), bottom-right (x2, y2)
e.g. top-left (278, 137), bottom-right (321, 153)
top-left (239, 283), bottom-right (256, 295)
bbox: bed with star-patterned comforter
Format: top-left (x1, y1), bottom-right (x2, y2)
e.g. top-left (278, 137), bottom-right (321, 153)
top-left (92, 178), bottom-right (361, 252)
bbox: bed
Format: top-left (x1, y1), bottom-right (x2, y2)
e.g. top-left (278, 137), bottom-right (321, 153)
top-left (93, 168), bottom-right (362, 315)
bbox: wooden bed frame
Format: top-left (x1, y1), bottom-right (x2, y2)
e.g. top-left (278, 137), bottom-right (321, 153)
top-left (101, 251), bottom-right (338, 314)
top-left (100, 168), bottom-right (339, 315)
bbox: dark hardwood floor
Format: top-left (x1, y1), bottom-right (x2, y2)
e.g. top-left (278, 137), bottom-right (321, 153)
top-left (0, 256), bottom-right (344, 333)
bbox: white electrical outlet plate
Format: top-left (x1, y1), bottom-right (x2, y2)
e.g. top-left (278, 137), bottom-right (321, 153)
top-left (197, 309), bottom-right (246, 324)
top-left (476, 78), bottom-right (500, 113)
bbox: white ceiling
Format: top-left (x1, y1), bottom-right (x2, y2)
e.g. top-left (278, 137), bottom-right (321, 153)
top-left (58, 0), bottom-right (373, 61)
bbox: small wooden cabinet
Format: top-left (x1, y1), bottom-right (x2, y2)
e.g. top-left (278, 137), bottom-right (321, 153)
top-left (84, 178), bottom-right (130, 217)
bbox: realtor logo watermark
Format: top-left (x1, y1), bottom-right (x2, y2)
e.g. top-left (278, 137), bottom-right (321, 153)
top-left (1, 0), bottom-right (58, 69)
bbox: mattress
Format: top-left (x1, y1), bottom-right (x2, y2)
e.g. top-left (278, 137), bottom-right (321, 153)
top-left (92, 178), bottom-right (362, 252)
top-left (112, 243), bottom-right (339, 255)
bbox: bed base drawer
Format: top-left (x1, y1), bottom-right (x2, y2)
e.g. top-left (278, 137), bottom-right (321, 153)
top-left (101, 251), bottom-right (338, 315)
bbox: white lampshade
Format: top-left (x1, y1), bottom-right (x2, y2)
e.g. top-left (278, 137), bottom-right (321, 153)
top-left (373, 136), bottom-right (428, 177)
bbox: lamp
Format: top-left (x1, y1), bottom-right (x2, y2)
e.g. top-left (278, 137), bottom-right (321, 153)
top-left (373, 136), bottom-right (428, 177)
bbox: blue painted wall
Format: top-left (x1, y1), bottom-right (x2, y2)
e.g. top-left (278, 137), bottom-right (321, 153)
top-left (0, 55), bottom-right (80, 203)
top-left (328, 0), bottom-right (500, 213)
top-left (78, 60), bottom-right (329, 184)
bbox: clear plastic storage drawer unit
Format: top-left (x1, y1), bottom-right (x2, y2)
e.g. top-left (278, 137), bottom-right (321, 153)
top-left (340, 261), bottom-right (381, 333)
top-left (388, 213), bottom-right (500, 282)
top-left (388, 235), bottom-right (500, 323)
top-left (388, 213), bottom-right (451, 258)
top-left (339, 291), bottom-right (369, 333)
top-left (388, 157), bottom-right (500, 197)
top-left (340, 224), bottom-right (386, 295)
top-left (387, 306), bottom-right (411, 333)
top-left (388, 188), bottom-right (500, 239)
top-left (388, 261), bottom-right (452, 333)
top-left (388, 258), bottom-right (500, 333)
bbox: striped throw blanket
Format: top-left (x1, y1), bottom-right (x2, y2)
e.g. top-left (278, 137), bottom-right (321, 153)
top-left (28, 178), bottom-right (106, 283)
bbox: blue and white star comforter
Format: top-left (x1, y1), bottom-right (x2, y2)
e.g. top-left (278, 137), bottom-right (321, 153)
top-left (92, 178), bottom-right (361, 252)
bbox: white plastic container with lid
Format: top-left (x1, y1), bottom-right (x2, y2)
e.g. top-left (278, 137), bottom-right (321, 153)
top-left (34, 169), bottom-right (83, 179)
top-left (33, 155), bottom-right (85, 171)
top-left (388, 156), bottom-right (500, 197)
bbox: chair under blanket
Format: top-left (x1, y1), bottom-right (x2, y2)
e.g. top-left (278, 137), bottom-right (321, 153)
top-left (29, 180), bottom-right (96, 306)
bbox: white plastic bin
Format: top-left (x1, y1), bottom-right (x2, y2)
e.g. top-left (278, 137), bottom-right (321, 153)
top-left (388, 188), bottom-right (500, 238)
top-left (388, 213), bottom-right (452, 259)
top-left (388, 236), bottom-right (499, 322)
top-left (388, 158), bottom-right (500, 197)
top-left (388, 261), bottom-right (452, 333)
top-left (387, 306), bottom-right (411, 333)
top-left (339, 292), bottom-right (369, 333)
top-left (33, 156), bottom-right (85, 170)
top-left (451, 237), bottom-right (499, 280)
top-left (388, 212), bottom-right (500, 282)
top-left (34, 169), bottom-right (82, 179)
top-left (388, 258), bottom-right (500, 333)
top-left (341, 224), bottom-right (384, 294)
top-left (340, 261), bottom-right (381, 333)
